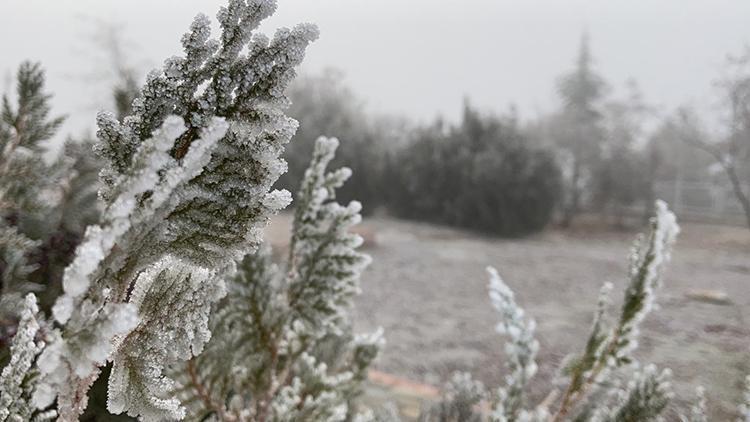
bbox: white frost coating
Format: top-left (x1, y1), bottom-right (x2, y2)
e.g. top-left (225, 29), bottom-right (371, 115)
top-left (646, 200), bottom-right (680, 290)
top-left (689, 386), bottom-right (708, 422)
top-left (54, 117), bottom-right (189, 322)
top-left (58, 225), bottom-right (112, 299)
top-left (31, 0), bottom-right (318, 418)
top-left (597, 282), bottom-right (614, 318)
top-left (73, 304), bottom-right (139, 377)
top-left (354, 327), bottom-right (386, 350)
top-left (287, 137), bottom-right (370, 339)
top-left (316, 136), bottom-right (339, 156)
top-left (50, 295), bottom-right (74, 326)
top-left (262, 189), bottom-right (293, 211)
top-left (0, 294), bottom-right (43, 421)
top-left (487, 267), bottom-right (539, 380)
top-left (33, 304), bottom-right (139, 409)
top-left (148, 117), bottom-right (228, 210)
top-left (107, 256), bottom-right (225, 420)
top-left (37, 116), bottom-right (227, 417)
top-left (172, 136), bottom-right (377, 420)
top-left (32, 329), bottom-right (66, 410)
top-left (269, 353), bottom-right (349, 422)
top-left (614, 200), bottom-right (680, 361)
top-left (487, 266), bottom-right (539, 420)
top-left (609, 364), bottom-right (673, 418)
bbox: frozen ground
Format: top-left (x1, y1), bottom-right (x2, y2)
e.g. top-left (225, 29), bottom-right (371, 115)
top-left (267, 214), bottom-right (750, 419)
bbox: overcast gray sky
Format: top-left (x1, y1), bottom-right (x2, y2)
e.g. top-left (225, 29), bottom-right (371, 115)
top-left (2, 0), bottom-right (750, 141)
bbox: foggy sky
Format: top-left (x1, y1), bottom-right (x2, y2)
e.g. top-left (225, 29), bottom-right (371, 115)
top-left (2, 0), bottom-right (750, 143)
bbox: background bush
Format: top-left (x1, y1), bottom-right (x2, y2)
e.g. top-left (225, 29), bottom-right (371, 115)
top-left (279, 69), bottom-right (397, 215)
top-left (387, 104), bottom-right (562, 236)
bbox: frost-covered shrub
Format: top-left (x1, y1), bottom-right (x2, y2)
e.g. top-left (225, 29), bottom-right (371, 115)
top-left (2, 2), bottom-right (749, 422)
top-left (1, 0), bottom-right (318, 419)
top-left (172, 137), bottom-right (380, 421)
top-left (420, 201), bottom-right (749, 421)
top-left (388, 103), bottom-right (561, 237)
top-left (0, 294), bottom-right (46, 421)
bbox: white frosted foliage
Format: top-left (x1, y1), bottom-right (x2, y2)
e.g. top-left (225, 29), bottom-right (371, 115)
top-left (613, 199), bottom-right (679, 362)
top-left (169, 136), bottom-right (379, 420)
top-left (486, 267), bottom-right (540, 420)
top-left (107, 256), bottom-right (225, 420)
top-left (30, 0), bottom-right (318, 417)
top-left (287, 137), bottom-right (371, 338)
top-left (689, 386), bottom-right (708, 422)
top-left (35, 114), bottom-right (231, 419)
top-left (0, 294), bottom-right (44, 421)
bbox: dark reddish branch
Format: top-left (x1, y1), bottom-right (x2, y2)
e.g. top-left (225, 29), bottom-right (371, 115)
top-left (173, 128), bottom-right (199, 160)
top-left (186, 358), bottom-right (236, 421)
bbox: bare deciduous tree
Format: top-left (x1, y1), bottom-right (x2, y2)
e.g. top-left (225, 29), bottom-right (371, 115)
top-left (681, 47), bottom-right (750, 228)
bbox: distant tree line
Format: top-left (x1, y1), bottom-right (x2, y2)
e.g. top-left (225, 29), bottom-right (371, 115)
top-left (280, 35), bottom-right (750, 235)
top-left (279, 71), bottom-right (562, 237)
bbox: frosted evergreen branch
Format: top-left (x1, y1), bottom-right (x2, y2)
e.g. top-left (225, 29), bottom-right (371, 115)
top-left (55, 116), bottom-right (195, 311)
top-left (422, 201), bottom-right (687, 422)
top-left (487, 267), bottom-right (539, 421)
top-left (287, 137), bottom-right (370, 339)
top-left (421, 372), bottom-right (486, 422)
top-left (27, 0), bottom-right (320, 411)
top-left (33, 116), bottom-right (229, 420)
top-left (0, 294), bottom-right (44, 422)
top-left (552, 200), bottom-right (679, 421)
top-left (107, 257), bottom-right (226, 420)
top-left (0, 13), bottom-right (316, 418)
top-left (611, 200), bottom-right (679, 362)
top-left (559, 282), bottom-right (613, 412)
top-left (594, 365), bottom-right (672, 422)
top-left (684, 386), bottom-right (707, 422)
top-left (171, 136), bottom-right (380, 420)
top-left (94, 0), bottom-right (317, 270)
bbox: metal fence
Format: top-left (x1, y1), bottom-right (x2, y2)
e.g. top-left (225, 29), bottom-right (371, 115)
top-left (653, 180), bottom-right (749, 225)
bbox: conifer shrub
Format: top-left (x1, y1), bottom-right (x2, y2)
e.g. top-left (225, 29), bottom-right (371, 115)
top-left (2, 0), bottom-right (323, 419)
top-left (0, 62), bottom-right (99, 338)
top-left (172, 137), bottom-right (380, 421)
top-left (0, 1), bottom-right (749, 421)
top-left (388, 104), bottom-right (562, 237)
top-left (419, 201), bottom-right (750, 422)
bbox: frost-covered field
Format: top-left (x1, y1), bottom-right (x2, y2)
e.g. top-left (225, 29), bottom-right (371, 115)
top-left (269, 214), bottom-right (750, 419)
